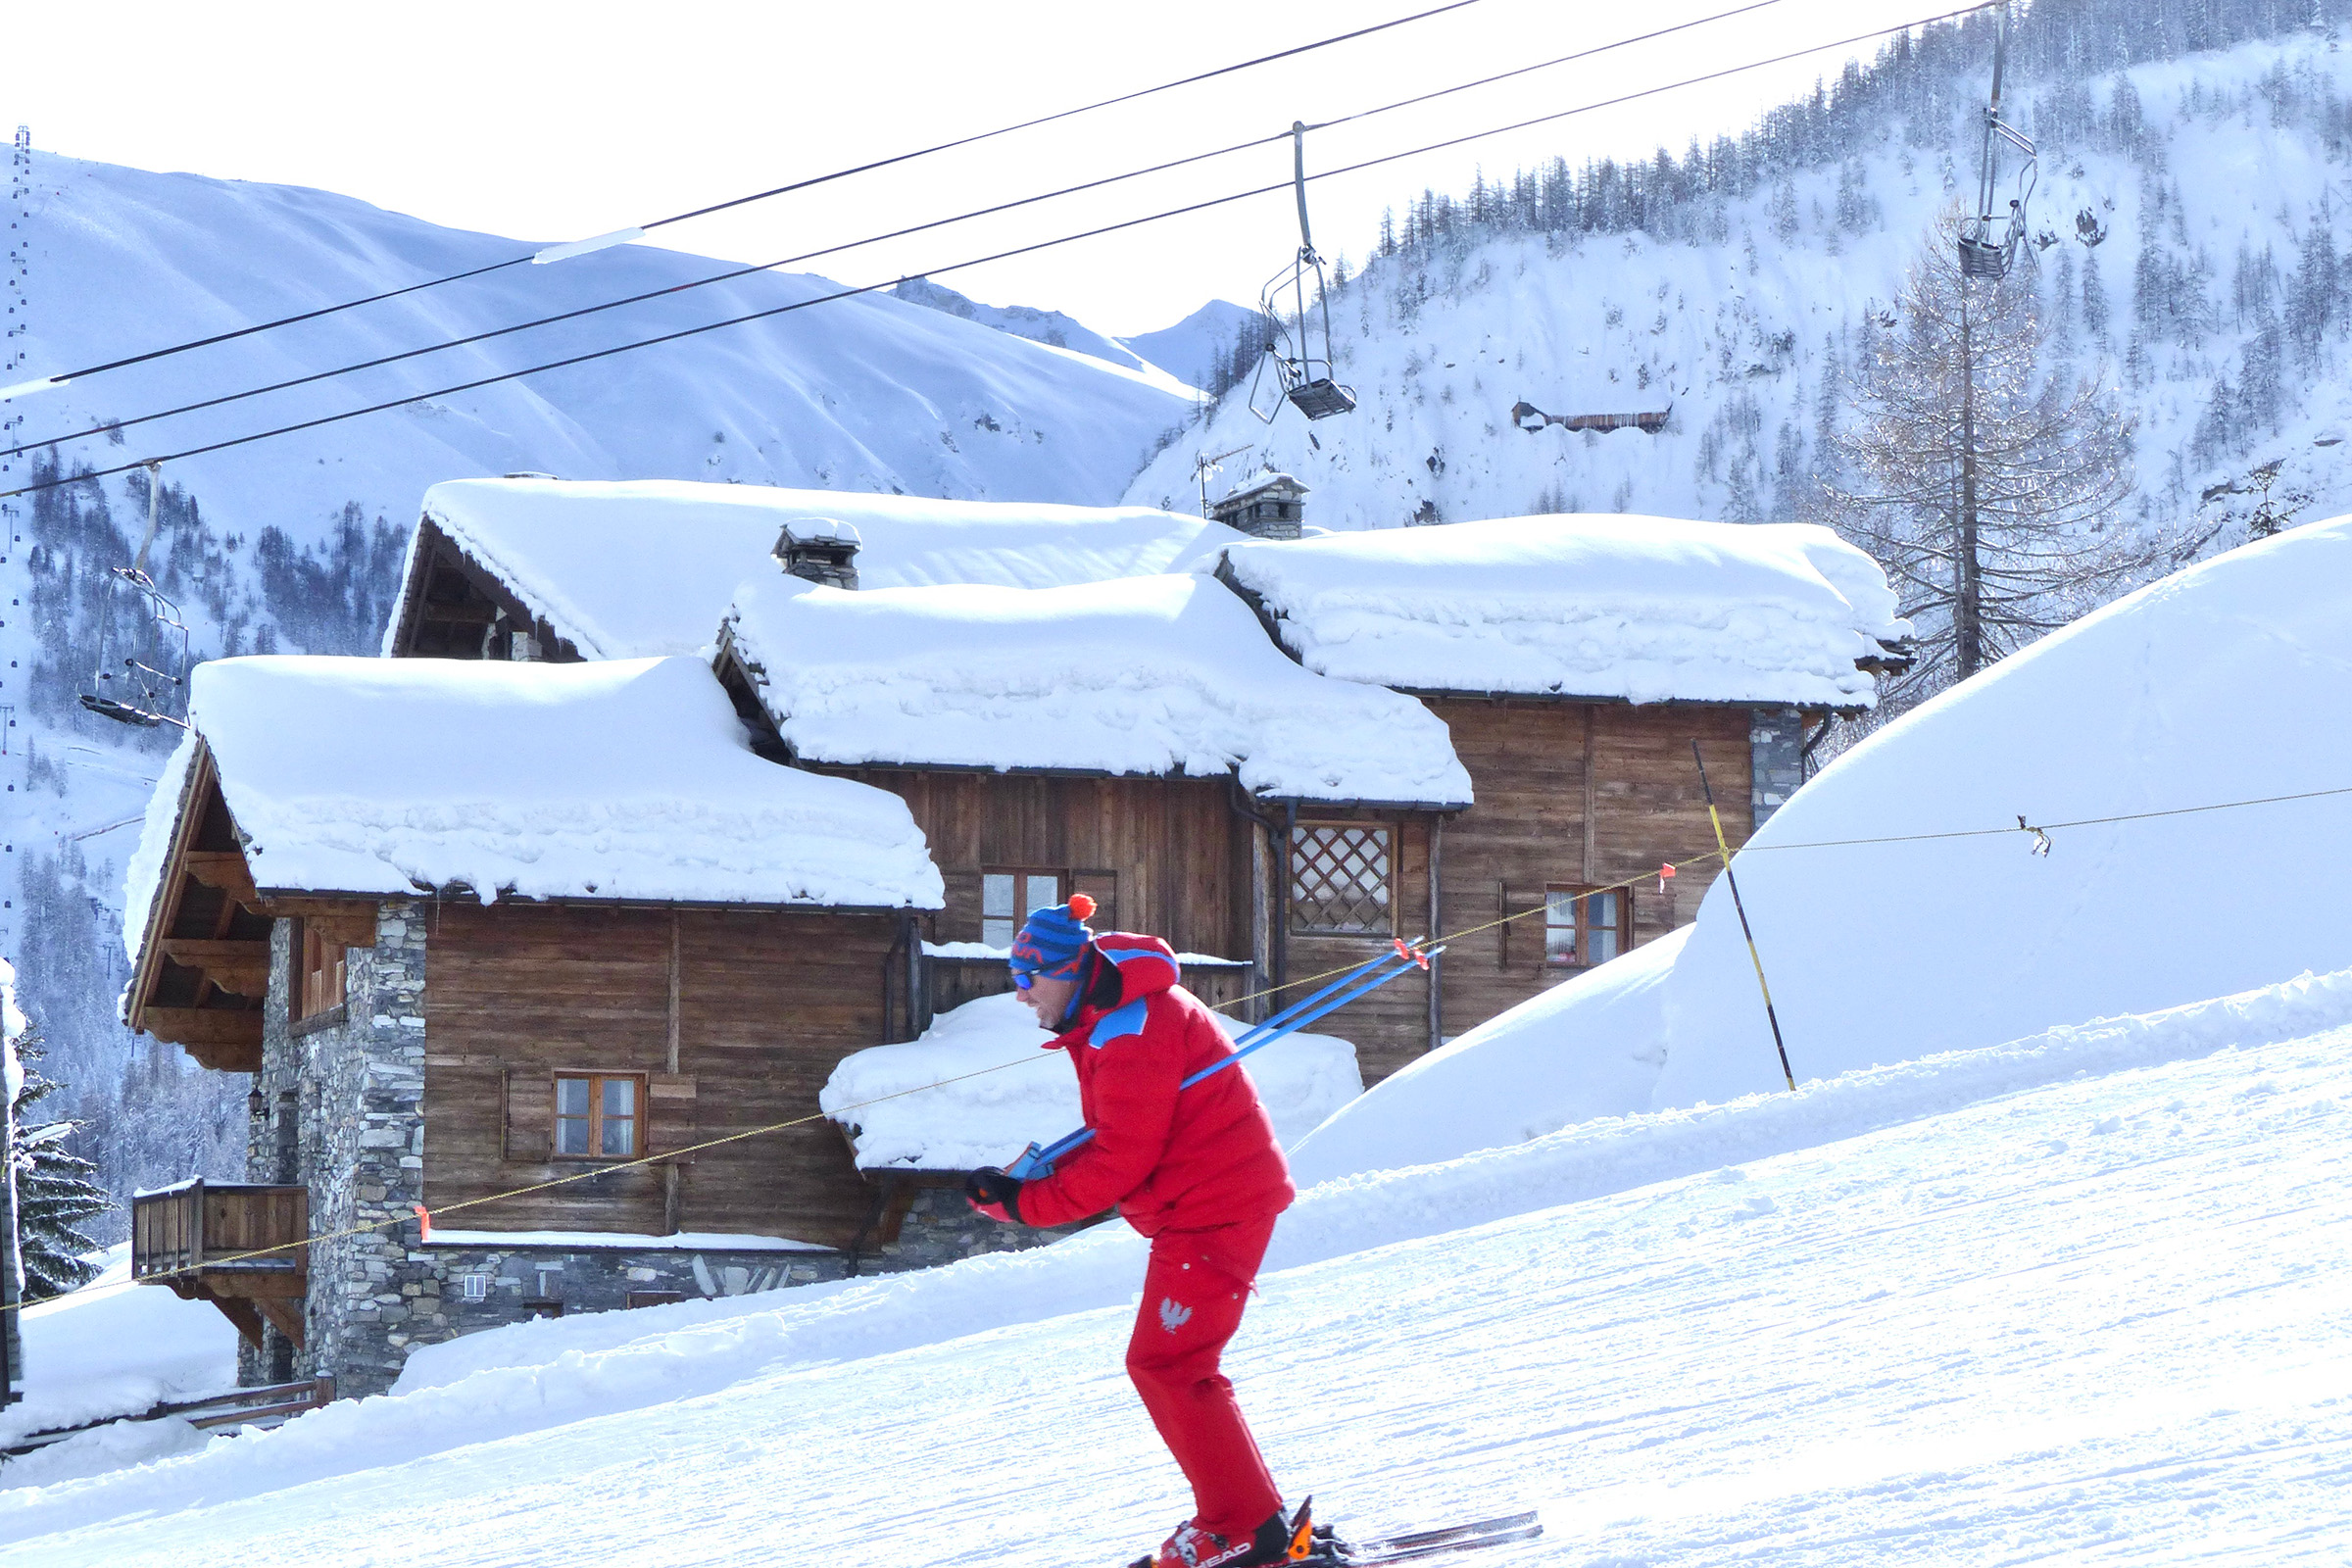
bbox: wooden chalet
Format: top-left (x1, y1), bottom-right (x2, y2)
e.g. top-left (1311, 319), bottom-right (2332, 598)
top-left (712, 564), bottom-right (1475, 1086)
top-left (1217, 513), bottom-right (1910, 1036)
top-left (122, 654), bottom-right (943, 1396)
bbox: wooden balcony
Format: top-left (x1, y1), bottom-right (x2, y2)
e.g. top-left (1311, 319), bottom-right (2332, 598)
top-left (132, 1179), bottom-right (309, 1349)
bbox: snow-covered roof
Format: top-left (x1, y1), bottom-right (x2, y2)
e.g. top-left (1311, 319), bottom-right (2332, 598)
top-left (1218, 514), bottom-right (1910, 709)
top-left (171, 655), bottom-right (943, 907)
top-left (392, 476), bottom-right (1250, 661)
top-left (821, 993), bottom-right (1361, 1171)
top-left (1220, 470), bottom-right (1307, 505)
top-left (720, 573), bottom-right (1474, 807)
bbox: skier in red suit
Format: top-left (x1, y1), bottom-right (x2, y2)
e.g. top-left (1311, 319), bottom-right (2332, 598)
top-left (966, 894), bottom-right (1302, 1568)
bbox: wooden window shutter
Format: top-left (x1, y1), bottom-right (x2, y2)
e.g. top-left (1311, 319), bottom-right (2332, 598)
top-left (1496, 882), bottom-right (1546, 970)
top-left (1072, 869), bottom-right (1117, 932)
top-left (941, 869), bottom-right (985, 942)
top-left (646, 1073), bottom-right (698, 1158)
top-left (503, 1067), bottom-right (553, 1161)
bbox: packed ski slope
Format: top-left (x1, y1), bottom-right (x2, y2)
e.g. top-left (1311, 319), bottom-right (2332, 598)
top-left (8, 963), bottom-right (2351, 1564)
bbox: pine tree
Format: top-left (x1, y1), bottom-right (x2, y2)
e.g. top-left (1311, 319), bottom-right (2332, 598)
top-left (1833, 207), bottom-right (2148, 697)
top-left (9, 1031), bottom-right (110, 1297)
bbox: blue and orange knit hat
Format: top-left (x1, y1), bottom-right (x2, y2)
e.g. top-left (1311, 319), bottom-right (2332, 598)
top-left (1008, 893), bottom-right (1098, 981)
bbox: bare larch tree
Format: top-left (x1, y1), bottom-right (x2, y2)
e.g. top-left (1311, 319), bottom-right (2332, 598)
top-left (1834, 207), bottom-right (2148, 704)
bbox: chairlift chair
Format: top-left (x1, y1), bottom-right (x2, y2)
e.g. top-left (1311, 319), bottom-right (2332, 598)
top-left (1248, 122), bottom-right (1356, 424)
top-left (78, 461), bottom-right (190, 728)
top-left (1958, 4), bottom-right (2037, 282)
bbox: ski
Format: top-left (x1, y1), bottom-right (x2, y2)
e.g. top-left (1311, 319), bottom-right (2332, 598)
top-left (1331, 1510), bottom-right (1544, 1564)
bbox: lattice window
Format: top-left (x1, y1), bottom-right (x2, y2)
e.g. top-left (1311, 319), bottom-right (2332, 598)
top-left (1292, 825), bottom-right (1393, 935)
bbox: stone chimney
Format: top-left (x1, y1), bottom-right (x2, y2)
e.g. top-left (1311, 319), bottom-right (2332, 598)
top-left (1209, 471), bottom-right (1308, 541)
top-left (774, 518), bottom-right (862, 589)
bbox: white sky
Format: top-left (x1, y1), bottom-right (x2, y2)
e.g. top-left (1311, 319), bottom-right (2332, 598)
top-left (5, 0), bottom-right (1974, 338)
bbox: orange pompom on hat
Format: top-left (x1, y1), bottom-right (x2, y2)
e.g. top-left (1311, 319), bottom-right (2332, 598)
top-left (1007, 892), bottom-right (1098, 979)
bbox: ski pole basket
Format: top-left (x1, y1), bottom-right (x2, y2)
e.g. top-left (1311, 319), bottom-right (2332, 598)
top-left (1248, 121), bottom-right (1355, 424)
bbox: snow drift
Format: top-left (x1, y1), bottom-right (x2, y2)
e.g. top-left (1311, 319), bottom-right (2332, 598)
top-left (823, 992), bottom-right (1362, 1172)
top-left (1657, 515), bottom-right (2352, 1102)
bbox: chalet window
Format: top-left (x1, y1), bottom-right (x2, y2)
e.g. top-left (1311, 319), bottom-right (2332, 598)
top-left (981, 867), bottom-right (1063, 949)
top-left (554, 1072), bottom-right (646, 1159)
top-left (1544, 886), bottom-right (1629, 968)
top-left (294, 920), bottom-right (347, 1021)
top-left (1292, 825), bottom-right (1392, 936)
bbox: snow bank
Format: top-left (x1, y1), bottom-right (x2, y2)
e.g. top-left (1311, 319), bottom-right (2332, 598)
top-left (0, 1246), bottom-right (238, 1447)
top-left (1218, 514), bottom-right (1904, 707)
top-left (1657, 516), bottom-right (2352, 1103)
top-left (723, 573), bottom-right (1473, 805)
top-left (403, 477), bottom-right (1250, 660)
top-left (185, 655), bottom-right (942, 907)
top-left (821, 992), bottom-right (1362, 1170)
top-left (1285, 927), bottom-right (1688, 1187)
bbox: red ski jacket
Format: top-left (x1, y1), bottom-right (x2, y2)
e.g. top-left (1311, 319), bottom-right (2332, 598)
top-left (1014, 933), bottom-right (1296, 1240)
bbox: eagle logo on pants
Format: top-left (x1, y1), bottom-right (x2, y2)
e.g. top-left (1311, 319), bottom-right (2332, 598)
top-left (1158, 1297), bottom-right (1195, 1335)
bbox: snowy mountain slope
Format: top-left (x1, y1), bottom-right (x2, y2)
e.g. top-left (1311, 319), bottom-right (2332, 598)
top-left (1119, 298), bottom-right (1260, 391)
top-left (1125, 28), bottom-right (2352, 558)
top-left (1, 148), bottom-right (1198, 1219)
top-left (9, 962), bottom-right (2351, 1561)
top-left (885, 280), bottom-right (1259, 403)
top-left (889, 275), bottom-right (1200, 396)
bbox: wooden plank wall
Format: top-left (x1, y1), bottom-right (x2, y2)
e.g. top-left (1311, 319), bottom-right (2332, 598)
top-left (824, 769), bottom-right (1256, 962)
top-left (421, 904), bottom-right (899, 1250)
top-left (1431, 699), bottom-right (1751, 1040)
top-left (1285, 813), bottom-right (1436, 1086)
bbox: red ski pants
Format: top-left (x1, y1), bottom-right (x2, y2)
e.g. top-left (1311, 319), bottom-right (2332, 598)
top-left (1124, 1217), bottom-right (1283, 1543)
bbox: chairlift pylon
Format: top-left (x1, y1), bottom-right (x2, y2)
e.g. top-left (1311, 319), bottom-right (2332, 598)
top-left (78, 459), bottom-right (190, 729)
top-left (1958, 3), bottom-right (2038, 282)
top-left (1248, 122), bottom-right (1356, 424)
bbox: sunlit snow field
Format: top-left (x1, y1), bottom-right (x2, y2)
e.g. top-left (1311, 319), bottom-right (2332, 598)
top-left (10, 971), bottom-right (2350, 1566)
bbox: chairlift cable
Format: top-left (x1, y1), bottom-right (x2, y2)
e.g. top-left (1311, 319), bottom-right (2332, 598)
top-left (1, 0), bottom-right (1797, 465)
top-left (0, 0), bottom-right (1490, 403)
top-left (0, 0), bottom-right (2010, 503)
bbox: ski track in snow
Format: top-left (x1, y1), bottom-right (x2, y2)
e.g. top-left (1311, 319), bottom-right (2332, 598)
top-left (10, 976), bottom-right (2352, 1564)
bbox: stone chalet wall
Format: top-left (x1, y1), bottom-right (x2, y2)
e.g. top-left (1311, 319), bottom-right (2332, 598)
top-left (249, 899), bottom-right (1076, 1397)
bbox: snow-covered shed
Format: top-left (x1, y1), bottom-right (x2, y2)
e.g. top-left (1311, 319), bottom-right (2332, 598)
top-left (120, 655), bottom-right (945, 1396)
top-left (715, 571), bottom-right (1472, 1080)
top-left (381, 476), bottom-right (1250, 662)
top-left (1215, 514), bottom-right (1909, 1037)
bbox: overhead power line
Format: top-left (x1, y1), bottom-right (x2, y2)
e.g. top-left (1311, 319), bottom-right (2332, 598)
top-left (0, 0), bottom-right (1795, 465)
top-left (0, 0), bottom-right (2006, 503)
top-left (0, 0), bottom-right (1489, 405)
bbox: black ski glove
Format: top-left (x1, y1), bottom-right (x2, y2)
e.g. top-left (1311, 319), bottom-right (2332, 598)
top-left (965, 1166), bottom-right (1024, 1223)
